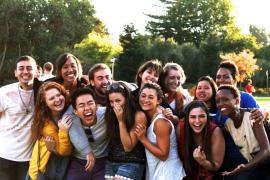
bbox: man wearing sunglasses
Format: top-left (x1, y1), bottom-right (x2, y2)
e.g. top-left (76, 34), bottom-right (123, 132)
top-left (66, 87), bottom-right (108, 180)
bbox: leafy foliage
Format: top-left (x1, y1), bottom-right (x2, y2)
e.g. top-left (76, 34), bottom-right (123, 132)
top-left (115, 24), bottom-right (150, 82)
top-left (147, 0), bottom-right (233, 47)
top-left (249, 25), bottom-right (269, 46)
top-left (0, 0), bottom-right (96, 83)
top-left (220, 49), bottom-right (260, 82)
top-left (74, 31), bottom-right (123, 69)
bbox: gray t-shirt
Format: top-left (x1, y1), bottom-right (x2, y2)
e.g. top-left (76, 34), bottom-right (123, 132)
top-left (68, 106), bottom-right (108, 159)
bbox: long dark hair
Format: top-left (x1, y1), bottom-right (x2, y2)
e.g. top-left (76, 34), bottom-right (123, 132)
top-left (55, 53), bottom-right (83, 83)
top-left (194, 76), bottom-right (218, 112)
top-left (31, 82), bottom-right (67, 141)
top-left (105, 82), bottom-right (137, 138)
top-left (183, 100), bottom-right (213, 173)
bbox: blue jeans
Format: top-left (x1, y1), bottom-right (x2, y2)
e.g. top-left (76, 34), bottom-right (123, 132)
top-left (105, 161), bottom-right (144, 180)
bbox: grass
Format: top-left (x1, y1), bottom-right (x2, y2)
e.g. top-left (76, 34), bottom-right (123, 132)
top-left (255, 97), bottom-right (270, 109)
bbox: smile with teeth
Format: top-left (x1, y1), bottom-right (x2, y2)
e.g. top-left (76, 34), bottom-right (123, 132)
top-left (55, 102), bottom-right (63, 107)
top-left (221, 108), bottom-right (226, 111)
top-left (67, 74), bottom-right (75, 77)
top-left (22, 76), bottom-right (31, 80)
top-left (141, 102), bottom-right (150, 106)
top-left (146, 79), bottom-right (155, 83)
top-left (193, 123), bottom-right (201, 127)
top-left (198, 93), bottom-right (206, 97)
top-left (84, 112), bottom-right (93, 118)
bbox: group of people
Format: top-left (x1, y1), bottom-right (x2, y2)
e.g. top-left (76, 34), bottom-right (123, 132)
top-left (0, 53), bottom-right (269, 180)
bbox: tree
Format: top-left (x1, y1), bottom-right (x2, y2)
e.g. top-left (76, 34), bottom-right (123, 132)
top-left (220, 49), bottom-right (260, 82)
top-left (146, 0), bottom-right (233, 47)
top-left (147, 37), bottom-right (183, 63)
top-left (115, 24), bottom-right (150, 82)
top-left (220, 23), bottom-right (259, 53)
top-left (74, 22), bottom-right (123, 70)
top-left (0, 0), bottom-right (97, 84)
top-left (249, 25), bottom-right (269, 46)
top-left (253, 45), bottom-right (270, 87)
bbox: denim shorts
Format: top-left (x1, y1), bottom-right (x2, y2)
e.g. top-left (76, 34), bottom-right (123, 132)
top-left (104, 161), bottom-right (144, 180)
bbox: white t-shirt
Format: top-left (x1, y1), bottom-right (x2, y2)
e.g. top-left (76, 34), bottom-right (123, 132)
top-left (0, 82), bottom-right (35, 161)
top-left (39, 74), bottom-right (55, 81)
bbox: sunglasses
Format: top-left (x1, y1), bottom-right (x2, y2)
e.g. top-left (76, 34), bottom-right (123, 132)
top-left (106, 82), bottom-right (125, 91)
top-left (84, 128), bottom-right (95, 142)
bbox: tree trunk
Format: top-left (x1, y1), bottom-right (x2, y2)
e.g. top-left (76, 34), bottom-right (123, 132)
top-left (0, 43), bottom-right (7, 74)
top-left (18, 43), bottom-right (21, 57)
top-left (0, 19), bottom-right (9, 74)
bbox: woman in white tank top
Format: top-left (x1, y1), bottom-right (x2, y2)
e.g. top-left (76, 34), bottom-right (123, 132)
top-left (135, 83), bottom-right (186, 180)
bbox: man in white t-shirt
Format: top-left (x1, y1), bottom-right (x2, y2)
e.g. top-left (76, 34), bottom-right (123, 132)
top-left (39, 61), bottom-right (55, 81)
top-left (0, 56), bottom-right (37, 180)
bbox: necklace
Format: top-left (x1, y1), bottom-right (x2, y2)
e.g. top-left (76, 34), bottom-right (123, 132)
top-left (18, 84), bottom-right (34, 114)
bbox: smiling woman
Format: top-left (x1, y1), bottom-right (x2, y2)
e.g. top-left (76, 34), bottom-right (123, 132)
top-left (216, 85), bottom-right (270, 179)
top-left (176, 100), bottom-right (225, 180)
top-left (104, 82), bottom-right (147, 180)
top-left (28, 82), bottom-right (73, 180)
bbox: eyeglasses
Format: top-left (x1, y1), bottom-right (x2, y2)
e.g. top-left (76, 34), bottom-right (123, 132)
top-left (84, 128), bottom-right (95, 142)
top-left (106, 82), bottom-right (125, 92)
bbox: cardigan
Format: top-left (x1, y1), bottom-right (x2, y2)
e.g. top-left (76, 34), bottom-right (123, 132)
top-left (28, 119), bottom-right (72, 180)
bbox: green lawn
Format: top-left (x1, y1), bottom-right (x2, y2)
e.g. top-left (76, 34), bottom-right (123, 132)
top-left (255, 97), bottom-right (270, 109)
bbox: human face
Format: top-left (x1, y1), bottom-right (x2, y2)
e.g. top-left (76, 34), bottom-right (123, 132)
top-left (165, 69), bottom-right (181, 93)
top-left (195, 80), bottom-right (213, 104)
top-left (216, 89), bottom-right (239, 116)
top-left (188, 107), bottom-right (207, 134)
top-left (90, 68), bottom-right (112, 94)
top-left (35, 67), bottom-right (42, 79)
top-left (15, 60), bottom-right (37, 88)
top-left (139, 88), bottom-right (160, 112)
top-left (109, 92), bottom-right (125, 109)
top-left (74, 94), bottom-right (97, 127)
top-left (140, 68), bottom-right (159, 87)
top-left (45, 88), bottom-right (65, 116)
top-left (60, 56), bottom-right (78, 84)
top-left (216, 68), bottom-right (236, 87)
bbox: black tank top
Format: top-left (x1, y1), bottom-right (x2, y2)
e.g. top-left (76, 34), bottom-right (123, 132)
top-left (108, 126), bottom-right (146, 164)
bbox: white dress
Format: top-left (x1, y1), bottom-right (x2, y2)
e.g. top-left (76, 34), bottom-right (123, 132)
top-left (145, 114), bottom-right (186, 180)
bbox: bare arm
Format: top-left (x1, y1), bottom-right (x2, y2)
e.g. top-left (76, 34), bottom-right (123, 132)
top-left (135, 118), bottom-right (171, 161)
top-left (223, 120), bottom-right (270, 176)
top-left (162, 108), bottom-right (179, 124)
top-left (194, 127), bottom-right (225, 171)
top-left (119, 111), bottom-right (147, 152)
top-left (246, 122), bottom-right (270, 169)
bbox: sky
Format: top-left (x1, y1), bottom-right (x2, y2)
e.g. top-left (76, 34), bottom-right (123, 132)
top-left (91, 0), bottom-right (270, 42)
